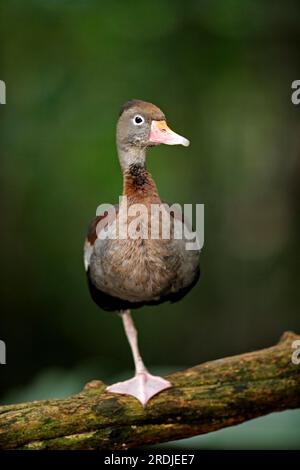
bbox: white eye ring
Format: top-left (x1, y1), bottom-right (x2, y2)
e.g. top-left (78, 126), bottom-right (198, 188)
top-left (133, 115), bottom-right (144, 126)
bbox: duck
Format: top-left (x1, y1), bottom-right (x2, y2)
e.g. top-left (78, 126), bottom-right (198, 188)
top-left (84, 100), bottom-right (200, 406)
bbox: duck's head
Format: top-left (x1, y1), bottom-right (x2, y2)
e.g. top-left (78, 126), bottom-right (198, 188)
top-left (116, 99), bottom-right (190, 170)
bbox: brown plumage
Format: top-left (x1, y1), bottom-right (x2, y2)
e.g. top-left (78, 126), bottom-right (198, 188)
top-left (84, 100), bottom-right (200, 405)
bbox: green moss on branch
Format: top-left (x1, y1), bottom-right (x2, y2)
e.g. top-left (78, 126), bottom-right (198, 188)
top-left (0, 332), bottom-right (299, 450)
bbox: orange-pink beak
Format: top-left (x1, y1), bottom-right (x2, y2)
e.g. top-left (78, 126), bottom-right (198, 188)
top-left (149, 120), bottom-right (190, 147)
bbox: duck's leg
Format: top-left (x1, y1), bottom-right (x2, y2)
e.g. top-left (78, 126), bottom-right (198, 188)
top-left (106, 309), bottom-right (171, 406)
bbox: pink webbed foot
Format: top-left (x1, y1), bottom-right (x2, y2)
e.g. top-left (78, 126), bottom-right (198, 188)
top-left (106, 371), bottom-right (171, 407)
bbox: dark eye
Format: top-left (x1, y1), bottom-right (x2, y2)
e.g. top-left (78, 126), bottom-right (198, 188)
top-left (133, 115), bottom-right (144, 125)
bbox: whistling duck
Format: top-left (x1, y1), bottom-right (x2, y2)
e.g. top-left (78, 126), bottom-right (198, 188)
top-left (84, 100), bottom-right (200, 406)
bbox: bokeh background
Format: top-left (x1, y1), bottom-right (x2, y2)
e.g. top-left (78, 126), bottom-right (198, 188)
top-left (0, 0), bottom-right (300, 449)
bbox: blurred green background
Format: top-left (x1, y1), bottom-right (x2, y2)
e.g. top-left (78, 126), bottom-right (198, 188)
top-left (0, 0), bottom-right (300, 449)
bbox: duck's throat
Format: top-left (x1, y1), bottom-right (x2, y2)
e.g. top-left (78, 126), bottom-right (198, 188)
top-left (123, 163), bottom-right (160, 201)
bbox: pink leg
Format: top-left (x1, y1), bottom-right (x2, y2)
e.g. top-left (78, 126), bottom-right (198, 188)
top-left (106, 309), bottom-right (171, 406)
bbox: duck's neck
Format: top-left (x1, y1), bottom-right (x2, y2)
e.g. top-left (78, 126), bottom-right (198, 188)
top-left (118, 147), bottom-right (160, 202)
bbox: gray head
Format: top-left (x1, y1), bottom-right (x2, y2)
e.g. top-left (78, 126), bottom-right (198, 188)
top-left (116, 99), bottom-right (190, 171)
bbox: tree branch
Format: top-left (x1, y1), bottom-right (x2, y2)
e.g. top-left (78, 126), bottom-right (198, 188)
top-left (0, 331), bottom-right (299, 450)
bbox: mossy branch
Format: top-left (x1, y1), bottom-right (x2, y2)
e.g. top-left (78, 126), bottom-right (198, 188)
top-left (0, 331), bottom-right (299, 450)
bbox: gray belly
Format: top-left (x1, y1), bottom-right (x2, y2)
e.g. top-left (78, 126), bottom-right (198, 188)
top-left (89, 237), bottom-right (199, 303)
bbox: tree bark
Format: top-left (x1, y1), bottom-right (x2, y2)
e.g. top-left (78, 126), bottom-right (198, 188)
top-left (0, 331), bottom-right (299, 450)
